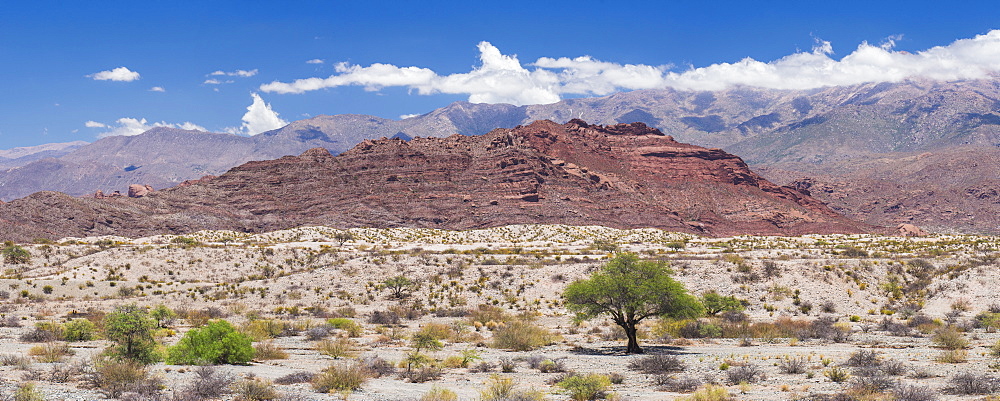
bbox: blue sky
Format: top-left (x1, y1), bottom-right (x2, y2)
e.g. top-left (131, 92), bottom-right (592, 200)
top-left (2, 0), bottom-right (999, 149)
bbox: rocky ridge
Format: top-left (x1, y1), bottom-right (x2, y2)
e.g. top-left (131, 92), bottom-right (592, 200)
top-left (0, 120), bottom-right (877, 241)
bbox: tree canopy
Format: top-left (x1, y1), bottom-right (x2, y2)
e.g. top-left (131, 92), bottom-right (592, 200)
top-left (563, 253), bottom-right (702, 353)
top-left (103, 304), bottom-right (159, 363)
top-left (2, 244), bottom-right (30, 265)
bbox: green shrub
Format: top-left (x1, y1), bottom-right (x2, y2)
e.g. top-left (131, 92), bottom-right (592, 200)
top-left (421, 385), bottom-right (458, 401)
top-left (240, 319), bottom-right (287, 341)
top-left (167, 320), bottom-right (254, 365)
top-left (479, 375), bottom-right (544, 401)
top-left (63, 318), bottom-right (96, 341)
top-left (491, 320), bottom-right (557, 351)
top-left (678, 384), bottom-right (733, 401)
top-left (311, 362), bottom-right (369, 393)
top-left (824, 366), bottom-right (850, 383)
top-left (700, 291), bottom-right (747, 316)
top-left (326, 318), bottom-right (363, 337)
top-left (13, 382), bottom-right (44, 401)
top-left (558, 374), bottom-right (612, 400)
top-left (150, 304), bottom-right (177, 328)
top-left (103, 304), bottom-right (160, 364)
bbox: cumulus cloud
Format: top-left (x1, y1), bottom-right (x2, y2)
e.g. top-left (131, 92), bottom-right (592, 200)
top-left (227, 93), bottom-right (288, 136)
top-left (203, 79), bottom-right (232, 85)
top-left (210, 69), bottom-right (258, 77)
top-left (306, 59), bottom-right (325, 64)
top-left (261, 31), bottom-right (1000, 105)
top-left (88, 66), bottom-right (141, 82)
top-left (149, 86), bottom-right (166, 92)
top-left (90, 118), bottom-right (206, 138)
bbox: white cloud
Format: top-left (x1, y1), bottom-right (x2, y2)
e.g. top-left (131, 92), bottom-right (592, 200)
top-left (261, 31), bottom-right (1000, 105)
top-left (149, 86), bottom-right (166, 92)
top-left (92, 118), bottom-right (206, 138)
top-left (204, 79), bottom-right (232, 85)
top-left (306, 59), bottom-right (325, 64)
top-left (210, 69), bottom-right (258, 77)
top-left (399, 113), bottom-right (420, 119)
top-left (88, 66), bottom-right (141, 82)
top-left (231, 93), bottom-right (288, 136)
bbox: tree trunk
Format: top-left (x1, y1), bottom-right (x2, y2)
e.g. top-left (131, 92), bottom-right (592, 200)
top-left (624, 323), bottom-right (643, 354)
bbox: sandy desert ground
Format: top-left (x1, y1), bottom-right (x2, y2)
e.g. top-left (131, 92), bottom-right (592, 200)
top-left (0, 225), bottom-right (998, 400)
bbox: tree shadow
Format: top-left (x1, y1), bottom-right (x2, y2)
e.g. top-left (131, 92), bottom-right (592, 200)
top-left (569, 344), bottom-right (699, 356)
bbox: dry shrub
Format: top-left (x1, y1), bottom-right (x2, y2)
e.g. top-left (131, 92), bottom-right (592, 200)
top-left (656, 375), bottom-right (702, 393)
top-left (360, 355), bottom-right (396, 377)
top-left (468, 304), bottom-right (512, 325)
top-left (312, 362), bottom-right (369, 392)
top-left (19, 326), bottom-right (60, 343)
top-left (935, 349), bottom-right (968, 363)
top-left (400, 366), bottom-right (443, 383)
top-left (491, 320), bottom-right (557, 351)
top-left (931, 326), bottom-right (969, 350)
top-left (274, 371), bottom-right (314, 385)
top-left (0, 354), bottom-right (32, 370)
top-left (725, 364), bottom-right (766, 385)
top-left (946, 372), bottom-right (1000, 395)
top-left (28, 342), bottom-right (73, 363)
top-left (253, 341), bottom-right (288, 360)
top-left (388, 304), bottom-right (426, 320)
top-left (418, 322), bottom-right (454, 341)
top-left (628, 354), bottom-right (686, 374)
top-left (890, 384), bottom-right (939, 401)
top-left (88, 357), bottom-right (150, 398)
top-left (778, 356), bottom-right (808, 374)
top-left (177, 365), bottom-right (235, 400)
top-left (677, 384), bottom-right (733, 401)
top-left (316, 337), bottom-right (356, 359)
top-left (368, 310), bottom-right (401, 325)
top-left (232, 377), bottom-right (279, 401)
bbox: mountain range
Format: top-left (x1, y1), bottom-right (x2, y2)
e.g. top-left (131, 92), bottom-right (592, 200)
top-left (1, 78), bottom-right (997, 233)
top-left (0, 120), bottom-right (876, 242)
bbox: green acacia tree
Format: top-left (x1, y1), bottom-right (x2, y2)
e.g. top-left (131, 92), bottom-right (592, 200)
top-left (563, 253), bottom-right (703, 354)
top-left (103, 304), bottom-right (159, 363)
top-left (383, 275), bottom-right (415, 299)
top-left (2, 244), bottom-right (31, 265)
top-left (700, 291), bottom-right (747, 316)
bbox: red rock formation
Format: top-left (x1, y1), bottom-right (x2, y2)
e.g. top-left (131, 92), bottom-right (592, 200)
top-left (0, 120), bottom-right (879, 241)
top-left (160, 120), bottom-right (875, 236)
top-left (897, 224), bottom-right (929, 237)
top-left (128, 184), bottom-right (154, 198)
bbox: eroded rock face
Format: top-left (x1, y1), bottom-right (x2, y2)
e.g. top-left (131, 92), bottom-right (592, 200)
top-left (897, 224), bottom-right (929, 237)
top-left (128, 184), bottom-right (154, 198)
top-left (0, 120), bottom-right (879, 241)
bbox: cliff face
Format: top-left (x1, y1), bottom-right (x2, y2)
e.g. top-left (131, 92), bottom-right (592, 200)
top-left (0, 120), bottom-right (877, 241)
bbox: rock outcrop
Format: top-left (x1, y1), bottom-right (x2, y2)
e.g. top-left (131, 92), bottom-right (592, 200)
top-left (0, 120), bottom-right (880, 241)
top-left (127, 184), bottom-right (154, 198)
